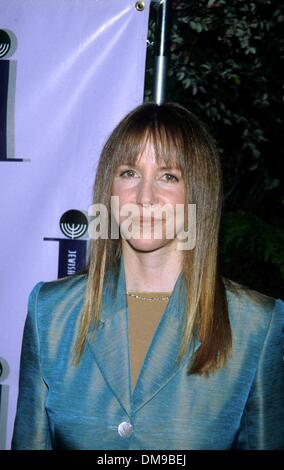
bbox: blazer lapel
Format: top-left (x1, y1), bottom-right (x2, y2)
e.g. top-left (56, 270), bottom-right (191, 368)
top-left (86, 259), bottom-right (132, 416)
top-left (86, 256), bottom-right (201, 416)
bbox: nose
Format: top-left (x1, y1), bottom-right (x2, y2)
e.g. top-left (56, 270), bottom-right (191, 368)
top-left (136, 177), bottom-right (157, 207)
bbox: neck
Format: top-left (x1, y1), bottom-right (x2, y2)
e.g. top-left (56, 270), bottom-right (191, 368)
top-left (122, 241), bottom-right (182, 292)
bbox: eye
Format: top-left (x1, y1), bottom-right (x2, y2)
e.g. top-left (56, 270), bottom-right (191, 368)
top-left (119, 169), bottom-right (137, 178)
top-left (161, 173), bottom-right (179, 183)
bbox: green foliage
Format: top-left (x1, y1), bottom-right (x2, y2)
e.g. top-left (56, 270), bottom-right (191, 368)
top-left (144, 0), bottom-right (284, 297)
top-left (222, 212), bottom-right (284, 276)
top-left (220, 211), bottom-right (284, 296)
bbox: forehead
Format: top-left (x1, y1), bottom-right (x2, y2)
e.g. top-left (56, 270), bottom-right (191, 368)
top-left (136, 143), bottom-right (159, 165)
top-left (122, 141), bottom-right (180, 169)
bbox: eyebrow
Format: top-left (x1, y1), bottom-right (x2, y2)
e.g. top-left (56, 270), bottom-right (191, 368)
top-left (118, 163), bottom-right (180, 171)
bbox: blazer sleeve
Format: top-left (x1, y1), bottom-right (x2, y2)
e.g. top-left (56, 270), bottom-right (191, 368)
top-left (235, 298), bottom-right (284, 449)
top-left (11, 282), bottom-right (53, 450)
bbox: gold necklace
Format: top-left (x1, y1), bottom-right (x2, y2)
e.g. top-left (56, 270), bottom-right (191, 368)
top-left (126, 292), bottom-right (170, 302)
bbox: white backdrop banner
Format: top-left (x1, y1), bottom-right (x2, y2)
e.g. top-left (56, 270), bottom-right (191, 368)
top-left (0, 0), bottom-right (150, 449)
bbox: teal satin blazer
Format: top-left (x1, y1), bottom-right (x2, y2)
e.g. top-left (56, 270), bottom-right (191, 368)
top-left (12, 258), bottom-right (284, 450)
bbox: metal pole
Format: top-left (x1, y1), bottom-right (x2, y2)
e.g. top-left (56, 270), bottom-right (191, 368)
top-left (152, 0), bottom-right (171, 104)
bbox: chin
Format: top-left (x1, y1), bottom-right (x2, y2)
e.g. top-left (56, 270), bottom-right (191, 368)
top-left (124, 237), bottom-right (174, 253)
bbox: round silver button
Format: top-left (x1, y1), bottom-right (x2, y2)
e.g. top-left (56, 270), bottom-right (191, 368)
top-left (117, 421), bottom-right (133, 438)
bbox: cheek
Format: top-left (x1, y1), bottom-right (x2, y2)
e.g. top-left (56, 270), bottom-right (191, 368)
top-left (112, 180), bottom-right (138, 208)
top-left (111, 182), bottom-right (125, 206)
top-left (111, 180), bottom-right (120, 197)
top-left (111, 182), bottom-right (133, 226)
top-left (177, 183), bottom-right (186, 205)
top-left (164, 186), bottom-right (186, 206)
top-left (176, 189), bottom-right (186, 205)
top-left (165, 188), bottom-right (186, 233)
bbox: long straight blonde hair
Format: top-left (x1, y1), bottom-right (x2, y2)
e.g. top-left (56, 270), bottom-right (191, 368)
top-left (72, 102), bottom-right (232, 375)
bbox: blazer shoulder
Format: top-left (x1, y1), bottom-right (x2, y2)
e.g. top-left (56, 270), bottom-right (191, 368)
top-left (37, 273), bottom-right (87, 300)
top-left (27, 274), bottom-right (88, 329)
top-left (24, 275), bottom-right (88, 375)
top-left (224, 277), bottom-right (276, 308)
top-left (223, 277), bottom-right (284, 336)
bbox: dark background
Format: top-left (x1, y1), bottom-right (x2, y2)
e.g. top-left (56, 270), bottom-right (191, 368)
top-left (144, 0), bottom-right (283, 298)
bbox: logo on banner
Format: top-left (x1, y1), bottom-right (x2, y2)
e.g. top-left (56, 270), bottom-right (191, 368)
top-left (0, 357), bottom-right (9, 450)
top-left (0, 30), bottom-right (11, 58)
top-left (44, 210), bottom-right (89, 279)
top-left (59, 210), bottom-right (88, 239)
top-left (0, 29), bottom-right (24, 162)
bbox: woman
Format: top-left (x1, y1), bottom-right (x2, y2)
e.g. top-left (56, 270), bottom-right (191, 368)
top-left (12, 102), bottom-right (284, 450)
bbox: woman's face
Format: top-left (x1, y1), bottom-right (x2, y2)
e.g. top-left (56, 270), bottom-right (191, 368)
top-left (111, 142), bottom-right (186, 253)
